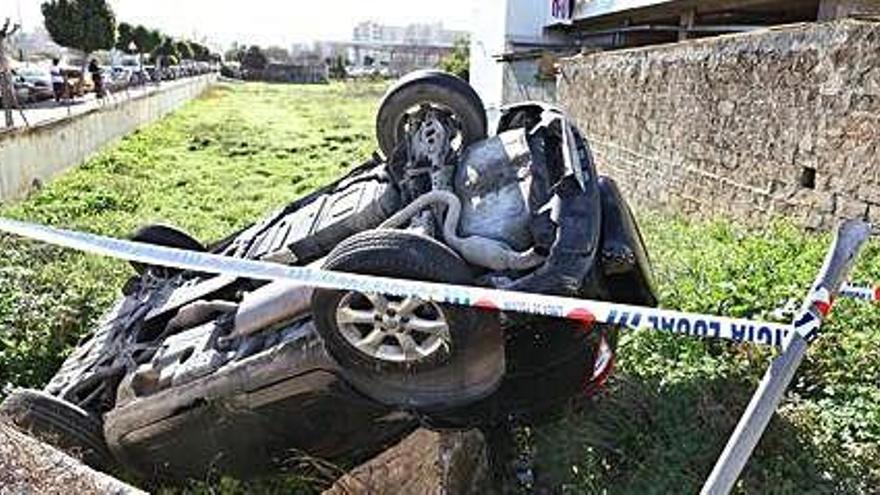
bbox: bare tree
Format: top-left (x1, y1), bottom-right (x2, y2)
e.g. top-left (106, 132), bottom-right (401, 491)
top-left (0, 18), bottom-right (22, 128)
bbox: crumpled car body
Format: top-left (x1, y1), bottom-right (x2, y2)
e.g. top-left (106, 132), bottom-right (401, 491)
top-left (2, 72), bottom-right (657, 482)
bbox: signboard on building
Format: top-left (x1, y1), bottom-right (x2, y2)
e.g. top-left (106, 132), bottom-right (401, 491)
top-left (549, 0), bottom-right (575, 24)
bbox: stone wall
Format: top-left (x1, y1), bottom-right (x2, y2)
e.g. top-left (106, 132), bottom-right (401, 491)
top-left (558, 19), bottom-right (880, 229)
top-left (0, 74), bottom-right (216, 202)
top-left (820, 0), bottom-right (880, 20)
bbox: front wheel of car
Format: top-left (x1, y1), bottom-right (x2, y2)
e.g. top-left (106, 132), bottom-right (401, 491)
top-left (0, 389), bottom-right (115, 472)
top-left (312, 229), bottom-right (505, 412)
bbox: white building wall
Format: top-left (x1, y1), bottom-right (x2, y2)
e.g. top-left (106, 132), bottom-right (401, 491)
top-left (572, 0), bottom-right (673, 20)
top-left (470, 0), bottom-right (509, 115)
top-left (507, 0), bottom-right (555, 43)
top-left (470, 0), bottom-right (567, 115)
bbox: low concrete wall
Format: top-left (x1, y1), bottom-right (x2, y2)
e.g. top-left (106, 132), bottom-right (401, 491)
top-left (559, 19), bottom-right (880, 229)
top-left (0, 75), bottom-right (216, 202)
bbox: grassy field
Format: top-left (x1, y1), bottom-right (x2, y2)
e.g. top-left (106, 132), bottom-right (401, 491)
top-left (1, 81), bottom-right (879, 494)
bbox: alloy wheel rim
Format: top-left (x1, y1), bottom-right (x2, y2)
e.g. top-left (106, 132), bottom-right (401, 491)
top-left (336, 292), bottom-right (451, 363)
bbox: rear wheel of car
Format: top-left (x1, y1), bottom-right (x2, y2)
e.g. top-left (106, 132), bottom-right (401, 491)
top-left (0, 389), bottom-right (115, 471)
top-left (312, 229), bottom-right (505, 412)
top-left (376, 70), bottom-right (487, 159)
top-left (129, 224), bottom-right (205, 276)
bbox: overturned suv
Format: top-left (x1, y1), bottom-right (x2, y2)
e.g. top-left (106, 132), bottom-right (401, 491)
top-left (1, 71), bottom-right (656, 482)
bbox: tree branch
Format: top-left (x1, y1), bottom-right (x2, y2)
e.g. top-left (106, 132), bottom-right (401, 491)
top-left (0, 18), bottom-right (19, 38)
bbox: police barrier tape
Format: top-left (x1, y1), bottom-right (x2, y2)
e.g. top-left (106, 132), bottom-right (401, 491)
top-left (0, 217), bottom-right (806, 348)
top-left (840, 283), bottom-right (880, 302)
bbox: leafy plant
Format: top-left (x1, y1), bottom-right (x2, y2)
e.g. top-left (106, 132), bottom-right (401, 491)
top-left (152, 36), bottom-right (178, 70)
top-left (133, 26), bottom-right (162, 58)
top-left (440, 37), bottom-right (469, 81)
top-left (115, 21), bottom-right (134, 53)
top-left (42, 0), bottom-right (116, 58)
top-left (241, 45), bottom-right (268, 72)
top-left (175, 40), bottom-right (194, 61)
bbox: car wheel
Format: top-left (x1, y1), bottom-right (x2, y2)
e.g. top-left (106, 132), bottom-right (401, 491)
top-left (376, 70), bottom-right (487, 159)
top-left (129, 224), bottom-right (205, 276)
top-left (312, 229), bottom-right (505, 411)
top-left (0, 389), bottom-right (115, 471)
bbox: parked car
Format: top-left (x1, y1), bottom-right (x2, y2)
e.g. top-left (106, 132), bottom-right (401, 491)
top-left (107, 67), bottom-right (133, 92)
top-left (128, 67), bottom-right (149, 86)
top-left (159, 65), bottom-right (176, 81)
top-left (194, 61), bottom-right (211, 75)
top-left (11, 74), bottom-right (32, 104)
top-left (143, 65), bottom-right (161, 83)
top-left (0, 71), bottom-right (656, 483)
top-left (15, 67), bottom-right (54, 102)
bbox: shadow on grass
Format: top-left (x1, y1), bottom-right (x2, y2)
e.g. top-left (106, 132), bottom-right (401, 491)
top-left (532, 373), bottom-right (877, 494)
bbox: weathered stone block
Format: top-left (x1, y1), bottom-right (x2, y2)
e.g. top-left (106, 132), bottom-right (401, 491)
top-left (0, 422), bottom-right (144, 494)
top-left (323, 429), bottom-right (492, 495)
top-left (836, 198), bottom-right (870, 219)
top-left (857, 183), bottom-right (880, 204)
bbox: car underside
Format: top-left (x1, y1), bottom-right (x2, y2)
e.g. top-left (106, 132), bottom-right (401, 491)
top-left (1, 71), bottom-right (657, 483)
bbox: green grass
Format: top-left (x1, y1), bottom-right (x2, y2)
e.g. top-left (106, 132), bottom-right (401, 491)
top-left (534, 217), bottom-right (880, 494)
top-left (1, 82), bottom-right (879, 493)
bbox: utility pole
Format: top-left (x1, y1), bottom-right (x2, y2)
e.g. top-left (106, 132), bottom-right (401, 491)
top-left (0, 18), bottom-right (22, 128)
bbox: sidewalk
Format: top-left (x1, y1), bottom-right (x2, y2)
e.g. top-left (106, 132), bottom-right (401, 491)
top-left (4, 78), bottom-right (197, 130)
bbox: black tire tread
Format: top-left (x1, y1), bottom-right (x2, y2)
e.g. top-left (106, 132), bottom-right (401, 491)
top-left (129, 224), bottom-right (204, 275)
top-left (130, 224), bottom-right (205, 252)
top-left (324, 229), bottom-right (472, 284)
top-left (376, 70), bottom-right (487, 159)
top-left (0, 389), bottom-right (114, 470)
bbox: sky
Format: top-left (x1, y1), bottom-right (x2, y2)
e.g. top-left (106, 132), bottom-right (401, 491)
top-left (2, 0), bottom-right (475, 48)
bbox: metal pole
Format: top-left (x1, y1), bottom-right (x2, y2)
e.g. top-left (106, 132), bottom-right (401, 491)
top-left (701, 219), bottom-right (872, 495)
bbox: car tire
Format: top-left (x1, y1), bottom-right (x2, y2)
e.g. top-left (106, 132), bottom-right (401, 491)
top-left (312, 229), bottom-right (505, 411)
top-left (129, 224), bottom-right (205, 275)
top-left (376, 70), bottom-right (487, 159)
top-left (0, 389), bottom-right (115, 471)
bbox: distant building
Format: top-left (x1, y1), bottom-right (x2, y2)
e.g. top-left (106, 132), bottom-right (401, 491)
top-left (353, 21), bottom-right (466, 47)
top-left (283, 22), bottom-right (467, 79)
top-left (348, 21), bottom-right (468, 76)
